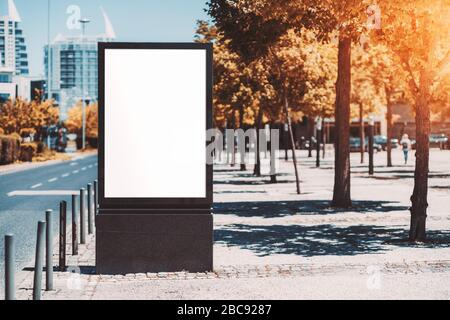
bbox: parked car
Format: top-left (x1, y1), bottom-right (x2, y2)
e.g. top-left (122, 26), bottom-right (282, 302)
top-left (349, 137), bottom-right (382, 153)
top-left (374, 135), bottom-right (399, 151)
top-left (409, 135), bottom-right (449, 150)
top-left (429, 134), bottom-right (448, 149)
top-left (349, 137), bottom-right (362, 152)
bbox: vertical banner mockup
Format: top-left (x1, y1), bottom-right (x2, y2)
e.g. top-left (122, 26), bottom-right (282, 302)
top-left (97, 43), bottom-right (213, 274)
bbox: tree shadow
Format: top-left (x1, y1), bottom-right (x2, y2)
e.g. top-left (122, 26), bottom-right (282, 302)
top-left (215, 224), bottom-right (450, 257)
top-left (362, 173), bottom-right (450, 181)
top-left (22, 265), bottom-right (96, 275)
top-left (214, 180), bottom-right (295, 186)
top-left (214, 200), bottom-right (410, 218)
top-left (214, 168), bottom-right (243, 173)
top-left (227, 173), bottom-right (290, 179)
top-left (214, 190), bottom-right (268, 195)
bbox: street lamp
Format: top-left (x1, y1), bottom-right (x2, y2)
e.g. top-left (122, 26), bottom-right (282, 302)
top-left (368, 116), bottom-right (375, 175)
top-left (79, 18), bottom-right (91, 150)
top-left (316, 117), bottom-right (323, 168)
top-left (47, 0), bottom-right (51, 101)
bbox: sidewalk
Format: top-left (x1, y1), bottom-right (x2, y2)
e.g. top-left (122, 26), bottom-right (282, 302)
top-left (15, 149), bottom-right (450, 300)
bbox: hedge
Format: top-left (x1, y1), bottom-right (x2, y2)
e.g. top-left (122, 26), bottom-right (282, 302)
top-left (0, 135), bottom-right (21, 165)
top-left (20, 143), bottom-right (38, 162)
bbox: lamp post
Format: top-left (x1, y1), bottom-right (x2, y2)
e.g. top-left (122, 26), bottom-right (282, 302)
top-left (368, 116), bottom-right (375, 175)
top-left (316, 117), bottom-right (323, 168)
top-left (79, 18), bottom-right (91, 150)
top-left (47, 0), bottom-right (51, 101)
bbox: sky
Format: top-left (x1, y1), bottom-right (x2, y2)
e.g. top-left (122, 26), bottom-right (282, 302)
top-left (1, 0), bottom-right (210, 77)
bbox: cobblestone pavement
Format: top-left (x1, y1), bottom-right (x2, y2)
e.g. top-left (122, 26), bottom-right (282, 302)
top-left (14, 230), bottom-right (450, 300)
top-left (12, 150), bottom-right (450, 300)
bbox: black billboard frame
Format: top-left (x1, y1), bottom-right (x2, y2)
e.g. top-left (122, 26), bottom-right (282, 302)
top-left (96, 42), bottom-right (214, 274)
top-left (98, 42), bottom-right (213, 211)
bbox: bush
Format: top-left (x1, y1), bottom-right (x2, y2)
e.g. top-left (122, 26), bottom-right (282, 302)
top-left (20, 128), bottom-right (36, 139)
top-left (0, 135), bottom-right (21, 165)
top-left (20, 143), bottom-right (38, 162)
top-left (9, 132), bottom-right (22, 142)
top-left (36, 141), bottom-right (45, 154)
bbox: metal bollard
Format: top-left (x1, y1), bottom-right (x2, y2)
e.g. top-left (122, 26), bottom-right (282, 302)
top-left (45, 210), bottom-right (53, 291)
top-left (80, 188), bottom-right (86, 244)
top-left (87, 183), bottom-right (93, 234)
top-left (72, 195), bottom-right (78, 255)
top-left (5, 234), bottom-right (15, 300)
top-left (33, 221), bottom-right (46, 300)
top-left (94, 180), bottom-right (98, 211)
top-left (59, 201), bottom-right (67, 271)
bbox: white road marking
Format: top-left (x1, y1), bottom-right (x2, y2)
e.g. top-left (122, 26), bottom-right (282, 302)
top-left (61, 173), bottom-right (70, 178)
top-left (31, 183), bottom-right (43, 189)
top-left (88, 165), bottom-right (93, 169)
top-left (70, 162), bottom-right (78, 166)
top-left (73, 170), bottom-right (79, 174)
top-left (48, 177), bottom-right (58, 183)
top-left (94, 163), bottom-right (98, 167)
top-left (81, 167), bottom-right (87, 171)
top-left (8, 190), bottom-right (79, 197)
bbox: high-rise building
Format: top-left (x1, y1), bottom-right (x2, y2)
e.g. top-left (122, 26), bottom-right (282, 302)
top-left (0, 0), bottom-right (30, 102)
top-left (45, 8), bottom-right (116, 119)
top-left (0, 0), bottom-right (29, 75)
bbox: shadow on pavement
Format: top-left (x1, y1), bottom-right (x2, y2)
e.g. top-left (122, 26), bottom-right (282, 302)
top-left (215, 191), bottom-right (268, 195)
top-left (215, 224), bottom-right (450, 257)
top-left (214, 200), bottom-right (409, 218)
top-left (361, 172), bottom-right (450, 181)
top-left (214, 179), bottom-right (295, 186)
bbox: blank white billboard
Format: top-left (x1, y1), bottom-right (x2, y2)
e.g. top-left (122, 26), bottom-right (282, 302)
top-left (104, 48), bottom-right (207, 199)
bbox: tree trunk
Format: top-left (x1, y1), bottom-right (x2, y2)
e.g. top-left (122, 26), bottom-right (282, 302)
top-left (322, 124), bottom-right (326, 159)
top-left (331, 36), bottom-right (352, 208)
top-left (409, 70), bottom-right (431, 242)
top-left (284, 95), bottom-right (301, 195)
top-left (386, 91), bottom-right (393, 167)
top-left (254, 108), bottom-right (263, 177)
top-left (308, 116), bottom-right (314, 158)
top-left (239, 105), bottom-right (246, 171)
top-left (269, 122), bottom-right (278, 183)
top-left (230, 108), bottom-right (236, 167)
top-left (359, 103), bottom-right (365, 164)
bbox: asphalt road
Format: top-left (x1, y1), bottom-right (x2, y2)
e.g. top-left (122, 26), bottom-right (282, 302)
top-left (0, 154), bottom-right (98, 288)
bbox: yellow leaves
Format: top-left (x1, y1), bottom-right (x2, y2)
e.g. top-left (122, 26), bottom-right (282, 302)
top-left (65, 102), bottom-right (98, 138)
top-left (0, 98), bottom-right (59, 135)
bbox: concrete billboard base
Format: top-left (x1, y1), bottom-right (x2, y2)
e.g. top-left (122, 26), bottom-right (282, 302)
top-left (96, 210), bottom-right (213, 275)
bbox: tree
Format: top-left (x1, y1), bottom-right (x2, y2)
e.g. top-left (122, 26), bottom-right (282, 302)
top-left (208, 0), bottom-right (373, 206)
top-left (0, 98), bottom-right (59, 138)
top-left (196, 20), bottom-right (275, 174)
top-left (351, 44), bottom-right (386, 164)
top-left (357, 44), bottom-right (410, 167)
top-left (376, 0), bottom-right (450, 241)
top-left (65, 102), bottom-right (98, 138)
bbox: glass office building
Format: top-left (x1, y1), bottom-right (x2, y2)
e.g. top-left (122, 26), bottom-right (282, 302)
top-left (44, 9), bottom-right (116, 119)
top-left (0, 0), bottom-right (29, 76)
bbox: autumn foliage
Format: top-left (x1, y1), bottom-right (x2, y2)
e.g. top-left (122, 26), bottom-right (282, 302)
top-left (0, 98), bottom-right (59, 137)
top-left (65, 102), bottom-right (99, 139)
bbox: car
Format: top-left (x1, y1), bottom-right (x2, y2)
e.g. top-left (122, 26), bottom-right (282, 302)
top-left (391, 138), bottom-right (400, 149)
top-left (366, 137), bottom-right (383, 152)
top-left (429, 134), bottom-right (448, 149)
top-left (374, 135), bottom-right (399, 151)
top-left (349, 137), bottom-right (382, 153)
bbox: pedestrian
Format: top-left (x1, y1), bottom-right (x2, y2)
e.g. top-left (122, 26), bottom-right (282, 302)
top-left (400, 134), bottom-right (412, 165)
